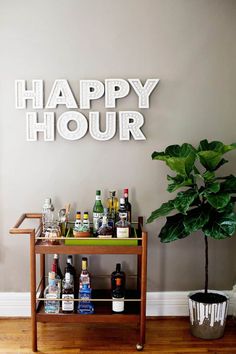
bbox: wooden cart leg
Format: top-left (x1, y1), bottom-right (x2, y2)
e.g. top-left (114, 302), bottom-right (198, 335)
top-left (137, 232), bottom-right (147, 350)
top-left (30, 230), bottom-right (37, 352)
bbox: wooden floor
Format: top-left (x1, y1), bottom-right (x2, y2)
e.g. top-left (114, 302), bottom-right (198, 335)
top-left (0, 317), bottom-right (236, 354)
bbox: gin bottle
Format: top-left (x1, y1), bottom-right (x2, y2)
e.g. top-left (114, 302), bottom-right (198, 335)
top-left (44, 271), bottom-right (60, 314)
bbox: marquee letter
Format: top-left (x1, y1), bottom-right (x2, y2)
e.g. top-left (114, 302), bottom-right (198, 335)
top-left (80, 80), bottom-right (104, 109)
top-left (57, 111), bottom-right (88, 140)
top-left (15, 80), bottom-right (43, 109)
top-left (89, 112), bottom-right (116, 141)
top-left (26, 112), bottom-right (54, 141)
top-left (119, 111), bottom-right (146, 141)
top-left (105, 79), bottom-right (130, 108)
top-left (128, 79), bottom-right (160, 108)
top-left (46, 80), bottom-right (78, 108)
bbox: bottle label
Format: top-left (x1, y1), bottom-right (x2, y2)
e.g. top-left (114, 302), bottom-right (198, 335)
top-left (96, 196), bottom-right (101, 201)
top-left (46, 293), bottom-right (57, 300)
top-left (93, 213), bottom-right (103, 231)
top-left (117, 227), bottom-right (129, 238)
top-left (112, 297), bottom-right (124, 312)
top-left (62, 294), bottom-right (74, 311)
top-left (119, 211), bottom-right (128, 219)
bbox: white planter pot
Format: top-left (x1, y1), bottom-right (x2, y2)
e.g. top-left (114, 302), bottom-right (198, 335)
top-left (188, 290), bottom-right (229, 339)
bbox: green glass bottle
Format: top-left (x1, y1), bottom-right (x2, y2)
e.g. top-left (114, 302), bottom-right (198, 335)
top-left (93, 190), bottom-right (104, 236)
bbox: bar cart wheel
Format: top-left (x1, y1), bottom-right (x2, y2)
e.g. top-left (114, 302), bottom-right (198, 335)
top-left (136, 343), bottom-right (143, 351)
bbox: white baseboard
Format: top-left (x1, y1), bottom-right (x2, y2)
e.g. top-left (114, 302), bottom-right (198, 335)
top-left (0, 291), bottom-right (233, 317)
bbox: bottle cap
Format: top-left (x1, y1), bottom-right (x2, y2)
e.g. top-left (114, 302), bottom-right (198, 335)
top-left (120, 197), bottom-right (125, 204)
top-left (83, 212), bottom-right (89, 219)
top-left (96, 190), bottom-right (101, 195)
top-left (109, 191), bottom-right (116, 196)
top-left (124, 189), bottom-right (128, 194)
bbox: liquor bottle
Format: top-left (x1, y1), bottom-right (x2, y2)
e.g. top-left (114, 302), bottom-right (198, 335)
top-left (93, 190), bottom-right (104, 236)
top-left (112, 277), bottom-right (125, 313)
top-left (124, 188), bottom-right (132, 223)
top-left (97, 213), bottom-right (113, 238)
top-left (42, 198), bottom-right (54, 233)
top-left (44, 271), bottom-right (60, 314)
top-left (79, 257), bottom-right (90, 289)
top-left (78, 284), bottom-right (94, 314)
top-left (115, 216), bottom-right (131, 238)
top-left (82, 212), bottom-right (90, 231)
top-left (118, 198), bottom-right (128, 221)
top-left (62, 272), bottom-right (74, 313)
top-left (107, 191), bottom-right (119, 222)
top-left (53, 254), bottom-right (63, 279)
top-left (52, 262), bottom-right (62, 294)
top-left (74, 211), bottom-right (82, 231)
top-left (111, 263), bottom-right (126, 291)
top-left (65, 255), bottom-right (76, 283)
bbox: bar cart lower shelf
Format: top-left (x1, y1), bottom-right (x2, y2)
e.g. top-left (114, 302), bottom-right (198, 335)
top-left (10, 213), bottom-right (147, 352)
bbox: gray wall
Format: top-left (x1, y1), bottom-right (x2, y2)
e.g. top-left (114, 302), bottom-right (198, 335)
top-left (0, 0), bottom-right (236, 292)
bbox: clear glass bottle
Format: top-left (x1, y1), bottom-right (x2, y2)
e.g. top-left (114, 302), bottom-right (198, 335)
top-left (62, 272), bottom-right (74, 313)
top-left (97, 213), bottom-right (113, 238)
top-left (124, 188), bottom-right (132, 223)
top-left (115, 216), bottom-right (131, 238)
top-left (112, 277), bottom-right (125, 313)
top-left (44, 271), bottom-right (60, 314)
top-left (79, 257), bottom-right (90, 289)
top-left (93, 190), bottom-right (104, 236)
top-left (42, 198), bottom-right (54, 233)
top-left (107, 191), bottom-right (119, 223)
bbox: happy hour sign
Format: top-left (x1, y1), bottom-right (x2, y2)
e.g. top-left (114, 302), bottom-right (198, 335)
top-left (15, 79), bottom-right (160, 141)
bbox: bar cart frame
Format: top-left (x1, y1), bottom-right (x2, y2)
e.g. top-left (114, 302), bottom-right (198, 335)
top-left (10, 213), bottom-right (147, 352)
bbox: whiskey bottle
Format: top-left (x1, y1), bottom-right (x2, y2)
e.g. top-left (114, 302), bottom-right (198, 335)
top-left (115, 216), bottom-right (131, 238)
top-left (124, 188), bottom-right (132, 223)
top-left (93, 190), bottom-right (104, 236)
top-left (44, 271), bottom-right (60, 314)
top-left (62, 272), bottom-right (74, 313)
top-left (112, 277), bottom-right (125, 313)
top-left (79, 257), bottom-right (90, 289)
top-left (97, 213), bottom-right (113, 238)
top-left (118, 198), bottom-right (128, 221)
top-left (111, 263), bottom-right (126, 291)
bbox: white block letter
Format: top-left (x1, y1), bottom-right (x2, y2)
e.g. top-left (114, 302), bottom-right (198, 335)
top-left (128, 79), bottom-right (160, 108)
top-left (46, 80), bottom-right (78, 108)
top-left (119, 111), bottom-right (146, 141)
top-left (15, 80), bottom-right (43, 109)
top-left (105, 79), bottom-right (130, 108)
top-left (80, 80), bottom-right (104, 109)
top-left (26, 112), bottom-right (54, 141)
top-left (89, 112), bottom-right (116, 141)
top-left (57, 112), bottom-right (88, 140)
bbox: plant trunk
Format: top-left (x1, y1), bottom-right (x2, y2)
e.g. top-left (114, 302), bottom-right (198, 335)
top-left (204, 234), bottom-right (208, 294)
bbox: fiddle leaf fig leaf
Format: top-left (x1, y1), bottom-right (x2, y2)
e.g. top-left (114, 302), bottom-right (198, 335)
top-left (152, 143), bottom-right (196, 176)
top-left (205, 182), bottom-right (220, 194)
top-left (183, 207), bottom-right (210, 233)
top-left (167, 174), bottom-right (194, 193)
top-left (197, 140), bottom-right (236, 171)
top-left (203, 171), bottom-right (216, 182)
top-left (147, 200), bottom-right (175, 223)
top-left (203, 211), bottom-right (236, 239)
top-left (159, 213), bottom-right (190, 243)
top-left (173, 189), bottom-right (198, 214)
top-left (220, 175), bottom-right (236, 193)
top-left (206, 192), bottom-right (231, 209)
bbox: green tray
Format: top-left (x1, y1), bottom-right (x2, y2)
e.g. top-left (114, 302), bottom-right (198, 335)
top-left (64, 227), bottom-right (138, 246)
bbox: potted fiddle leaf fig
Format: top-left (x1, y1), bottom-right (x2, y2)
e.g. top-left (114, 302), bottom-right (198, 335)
top-left (147, 139), bottom-right (236, 339)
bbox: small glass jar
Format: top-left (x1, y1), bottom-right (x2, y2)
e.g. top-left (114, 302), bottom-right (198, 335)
top-left (44, 221), bottom-right (61, 245)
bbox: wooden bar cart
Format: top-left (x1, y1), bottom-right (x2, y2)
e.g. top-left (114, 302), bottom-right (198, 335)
top-left (10, 213), bottom-right (147, 352)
